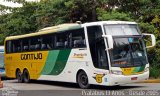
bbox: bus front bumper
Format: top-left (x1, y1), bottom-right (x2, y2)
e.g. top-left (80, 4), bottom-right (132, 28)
top-left (108, 71), bottom-right (149, 86)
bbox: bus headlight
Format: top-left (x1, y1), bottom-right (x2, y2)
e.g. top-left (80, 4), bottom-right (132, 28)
top-left (111, 70), bottom-right (123, 75)
top-left (144, 67), bottom-right (149, 72)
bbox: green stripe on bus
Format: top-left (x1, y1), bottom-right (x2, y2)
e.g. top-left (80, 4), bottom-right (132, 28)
top-left (138, 65), bottom-right (145, 72)
top-left (133, 65), bottom-right (145, 73)
top-left (58, 25), bottom-right (81, 32)
top-left (41, 50), bottom-right (60, 75)
top-left (49, 49), bottom-right (71, 75)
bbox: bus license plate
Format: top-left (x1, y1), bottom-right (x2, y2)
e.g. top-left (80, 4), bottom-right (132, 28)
top-left (131, 77), bottom-right (137, 80)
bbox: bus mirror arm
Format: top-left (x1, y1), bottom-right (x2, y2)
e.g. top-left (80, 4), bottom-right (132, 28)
top-left (142, 33), bottom-right (156, 48)
top-left (102, 35), bottom-right (113, 49)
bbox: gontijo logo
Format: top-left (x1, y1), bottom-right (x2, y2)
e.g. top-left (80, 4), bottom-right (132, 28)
top-left (21, 53), bottom-right (42, 60)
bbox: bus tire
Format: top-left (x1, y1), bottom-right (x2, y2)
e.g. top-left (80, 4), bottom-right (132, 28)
top-left (23, 69), bottom-right (30, 83)
top-left (77, 71), bottom-right (90, 89)
top-left (16, 69), bottom-right (23, 83)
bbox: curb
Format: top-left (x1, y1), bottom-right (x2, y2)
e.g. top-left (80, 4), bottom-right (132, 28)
top-left (138, 79), bottom-right (160, 83)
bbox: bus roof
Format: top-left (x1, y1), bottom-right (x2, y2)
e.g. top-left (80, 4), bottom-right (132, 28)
top-left (82, 21), bottom-right (137, 27)
top-left (5, 23), bottom-right (81, 41)
top-left (5, 21), bottom-right (137, 41)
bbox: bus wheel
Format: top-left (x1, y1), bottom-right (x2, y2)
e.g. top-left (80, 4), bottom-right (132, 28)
top-left (16, 70), bottom-right (23, 83)
top-left (23, 69), bottom-right (30, 83)
top-left (77, 71), bottom-right (90, 89)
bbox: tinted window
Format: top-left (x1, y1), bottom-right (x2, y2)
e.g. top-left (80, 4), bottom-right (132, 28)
top-left (22, 38), bottom-right (29, 52)
top-left (55, 32), bottom-right (68, 49)
top-left (71, 28), bottom-right (86, 48)
top-left (6, 41), bottom-right (12, 53)
top-left (5, 28), bottom-right (86, 53)
top-left (42, 35), bottom-right (53, 50)
top-left (12, 40), bottom-right (21, 53)
top-left (30, 37), bottom-right (42, 51)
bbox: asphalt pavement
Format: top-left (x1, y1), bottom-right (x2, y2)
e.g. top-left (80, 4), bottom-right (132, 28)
top-left (0, 79), bottom-right (160, 96)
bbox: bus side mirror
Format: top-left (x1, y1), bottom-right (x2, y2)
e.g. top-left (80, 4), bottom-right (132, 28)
top-left (102, 35), bottom-right (113, 49)
top-left (142, 33), bottom-right (156, 48)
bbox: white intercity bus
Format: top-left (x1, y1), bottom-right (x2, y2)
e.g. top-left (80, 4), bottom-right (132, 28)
top-left (4, 21), bottom-right (156, 88)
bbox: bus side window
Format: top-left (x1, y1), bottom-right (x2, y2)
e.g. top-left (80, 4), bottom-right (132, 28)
top-left (12, 40), bottom-right (21, 53)
top-left (73, 38), bottom-right (84, 47)
top-left (30, 45), bottom-right (35, 50)
top-left (55, 32), bottom-right (69, 49)
top-left (35, 44), bottom-right (40, 50)
top-left (30, 37), bottom-right (42, 51)
top-left (17, 47), bottom-right (21, 52)
top-left (22, 38), bottom-right (29, 52)
top-left (42, 35), bottom-right (53, 50)
top-left (71, 28), bottom-right (86, 48)
top-left (56, 41), bottom-right (64, 48)
top-left (24, 46), bottom-right (29, 51)
top-left (64, 41), bottom-right (68, 48)
top-left (41, 44), bottom-right (47, 50)
top-left (6, 41), bottom-right (12, 53)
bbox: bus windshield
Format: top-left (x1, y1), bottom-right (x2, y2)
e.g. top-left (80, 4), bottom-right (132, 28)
top-left (110, 36), bottom-right (148, 67)
top-left (104, 24), bottom-right (140, 36)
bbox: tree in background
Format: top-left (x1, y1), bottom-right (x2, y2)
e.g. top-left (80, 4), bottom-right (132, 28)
top-left (0, 0), bottom-right (38, 43)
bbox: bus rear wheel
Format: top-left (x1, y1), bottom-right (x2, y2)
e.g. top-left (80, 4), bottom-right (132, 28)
top-left (16, 70), bottom-right (23, 83)
top-left (23, 69), bottom-right (30, 83)
top-left (77, 71), bottom-right (90, 89)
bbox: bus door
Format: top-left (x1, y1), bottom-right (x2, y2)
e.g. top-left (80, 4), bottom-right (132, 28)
top-left (87, 26), bottom-right (109, 70)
